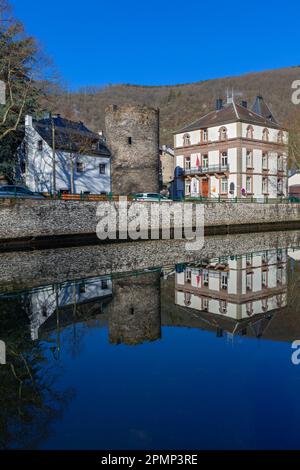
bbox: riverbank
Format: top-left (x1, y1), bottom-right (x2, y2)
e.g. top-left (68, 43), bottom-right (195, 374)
top-left (0, 198), bottom-right (300, 250)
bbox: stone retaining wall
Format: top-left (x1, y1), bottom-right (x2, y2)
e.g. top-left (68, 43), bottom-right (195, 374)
top-left (0, 198), bottom-right (299, 241)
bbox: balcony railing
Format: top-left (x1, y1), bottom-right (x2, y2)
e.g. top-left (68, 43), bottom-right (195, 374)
top-left (184, 164), bottom-right (229, 176)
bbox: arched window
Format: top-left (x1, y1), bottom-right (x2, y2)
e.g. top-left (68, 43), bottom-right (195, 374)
top-left (262, 128), bottom-right (269, 142)
top-left (219, 300), bottom-right (227, 314)
top-left (184, 292), bottom-right (192, 306)
top-left (246, 125), bottom-right (254, 139)
top-left (277, 130), bottom-right (284, 144)
top-left (183, 133), bottom-right (191, 146)
top-left (219, 126), bottom-right (227, 141)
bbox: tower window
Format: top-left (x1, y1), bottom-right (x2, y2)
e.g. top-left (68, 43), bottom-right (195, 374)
top-left (38, 140), bottom-right (43, 151)
top-left (99, 163), bottom-right (106, 174)
top-left (128, 137), bottom-right (132, 145)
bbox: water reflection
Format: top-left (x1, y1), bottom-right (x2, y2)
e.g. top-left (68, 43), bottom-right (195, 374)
top-left (175, 249), bottom-right (288, 338)
top-left (1, 245), bottom-right (300, 449)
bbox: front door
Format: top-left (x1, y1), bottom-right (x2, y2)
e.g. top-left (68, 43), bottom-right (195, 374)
top-left (201, 179), bottom-right (209, 197)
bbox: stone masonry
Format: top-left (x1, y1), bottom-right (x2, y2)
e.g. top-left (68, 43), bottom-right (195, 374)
top-left (105, 104), bottom-right (160, 194)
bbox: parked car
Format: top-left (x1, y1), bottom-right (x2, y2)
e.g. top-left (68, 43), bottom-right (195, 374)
top-left (133, 193), bottom-right (171, 202)
top-left (0, 185), bottom-right (45, 199)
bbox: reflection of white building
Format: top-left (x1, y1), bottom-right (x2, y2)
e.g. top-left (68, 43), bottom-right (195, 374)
top-left (175, 250), bottom-right (287, 322)
top-left (0, 80), bottom-right (5, 105)
top-left (27, 276), bottom-right (112, 340)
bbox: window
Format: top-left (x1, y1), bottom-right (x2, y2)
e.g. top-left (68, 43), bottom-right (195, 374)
top-left (262, 152), bottom-right (268, 170)
top-left (246, 125), bottom-right (254, 139)
top-left (203, 271), bottom-right (209, 287)
top-left (79, 282), bottom-right (86, 294)
top-left (246, 253), bottom-right (252, 266)
top-left (128, 137), bottom-right (132, 145)
top-left (185, 156), bottom-right (191, 170)
top-left (202, 154), bottom-right (208, 168)
top-left (219, 300), bottom-right (227, 314)
top-left (277, 154), bottom-right (284, 171)
top-left (37, 140), bottom-right (43, 151)
top-left (202, 297), bottom-right (209, 311)
top-left (277, 178), bottom-right (283, 195)
top-left (183, 133), bottom-right (191, 146)
top-left (262, 251), bottom-right (268, 264)
top-left (99, 163), bottom-right (106, 174)
top-left (221, 151), bottom-right (228, 167)
top-left (185, 269), bottom-right (192, 283)
top-left (219, 126), bottom-right (227, 141)
top-left (262, 177), bottom-right (268, 194)
top-left (20, 161), bottom-right (26, 173)
top-left (277, 267), bottom-right (283, 285)
top-left (262, 270), bottom-right (267, 288)
top-left (262, 298), bottom-right (268, 311)
top-left (246, 150), bottom-right (252, 169)
top-left (221, 177), bottom-right (228, 194)
top-left (185, 181), bottom-right (191, 195)
top-left (277, 130), bottom-right (284, 143)
top-left (246, 273), bottom-right (253, 291)
top-left (221, 273), bottom-right (228, 290)
top-left (76, 161), bottom-right (84, 173)
top-left (184, 292), bottom-right (192, 306)
top-left (246, 302), bottom-right (253, 316)
top-left (203, 129), bottom-right (208, 142)
top-left (262, 128), bottom-right (269, 142)
top-left (101, 279), bottom-right (108, 290)
top-left (246, 176), bottom-right (252, 194)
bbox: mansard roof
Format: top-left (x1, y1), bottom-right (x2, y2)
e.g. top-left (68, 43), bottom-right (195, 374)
top-left (175, 97), bottom-right (282, 134)
top-left (34, 115), bottom-right (111, 157)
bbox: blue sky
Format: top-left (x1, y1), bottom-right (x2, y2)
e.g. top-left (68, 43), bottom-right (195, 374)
top-left (11, 0), bottom-right (300, 89)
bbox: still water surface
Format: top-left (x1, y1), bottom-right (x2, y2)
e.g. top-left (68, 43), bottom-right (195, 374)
top-left (1, 244), bottom-right (300, 449)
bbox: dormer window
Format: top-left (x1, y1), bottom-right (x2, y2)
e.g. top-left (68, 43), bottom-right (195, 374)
top-left (246, 125), bottom-right (254, 139)
top-left (219, 126), bottom-right (227, 141)
top-left (201, 129), bottom-right (208, 143)
top-left (183, 133), bottom-right (191, 146)
top-left (277, 130), bottom-right (284, 144)
top-left (262, 128), bottom-right (269, 142)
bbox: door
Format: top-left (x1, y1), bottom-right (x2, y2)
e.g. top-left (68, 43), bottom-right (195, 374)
top-left (201, 179), bottom-right (209, 197)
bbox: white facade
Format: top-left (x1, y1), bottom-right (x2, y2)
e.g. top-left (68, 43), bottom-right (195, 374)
top-left (174, 101), bottom-right (288, 200)
top-left (175, 249), bottom-right (287, 322)
top-left (19, 116), bottom-right (111, 194)
top-left (27, 276), bottom-right (113, 340)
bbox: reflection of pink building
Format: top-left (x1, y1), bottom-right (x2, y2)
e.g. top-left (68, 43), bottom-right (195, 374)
top-left (175, 250), bottom-right (287, 322)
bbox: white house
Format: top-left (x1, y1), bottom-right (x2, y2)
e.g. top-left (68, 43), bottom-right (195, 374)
top-left (18, 114), bottom-right (111, 194)
top-left (174, 96), bottom-right (288, 199)
top-left (175, 249), bottom-right (287, 322)
top-left (26, 276), bottom-right (113, 340)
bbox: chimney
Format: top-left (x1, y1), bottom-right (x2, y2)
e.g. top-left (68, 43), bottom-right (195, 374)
top-left (25, 115), bottom-right (33, 127)
top-left (216, 98), bottom-right (223, 111)
top-left (241, 101), bottom-right (248, 108)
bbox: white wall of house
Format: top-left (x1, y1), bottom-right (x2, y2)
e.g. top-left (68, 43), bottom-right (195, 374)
top-left (20, 120), bottom-right (111, 194)
top-left (27, 277), bottom-right (112, 340)
top-left (289, 173), bottom-right (300, 187)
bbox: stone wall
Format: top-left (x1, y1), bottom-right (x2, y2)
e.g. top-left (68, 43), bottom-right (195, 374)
top-left (105, 104), bottom-right (160, 194)
top-left (0, 198), bottom-right (300, 241)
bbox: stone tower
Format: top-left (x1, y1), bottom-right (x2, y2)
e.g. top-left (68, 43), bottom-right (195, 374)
top-left (106, 272), bottom-right (161, 345)
top-left (105, 104), bottom-right (160, 194)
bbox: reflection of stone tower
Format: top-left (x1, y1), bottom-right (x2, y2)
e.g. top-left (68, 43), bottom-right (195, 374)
top-left (106, 272), bottom-right (161, 345)
top-left (105, 105), bottom-right (160, 194)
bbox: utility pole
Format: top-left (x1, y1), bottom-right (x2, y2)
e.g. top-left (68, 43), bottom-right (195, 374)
top-left (51, 116), bottom-right (56, 193)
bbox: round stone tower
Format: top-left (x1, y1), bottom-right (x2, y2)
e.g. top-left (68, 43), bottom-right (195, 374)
top-left (105, 104), bottom-right (160, 194)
